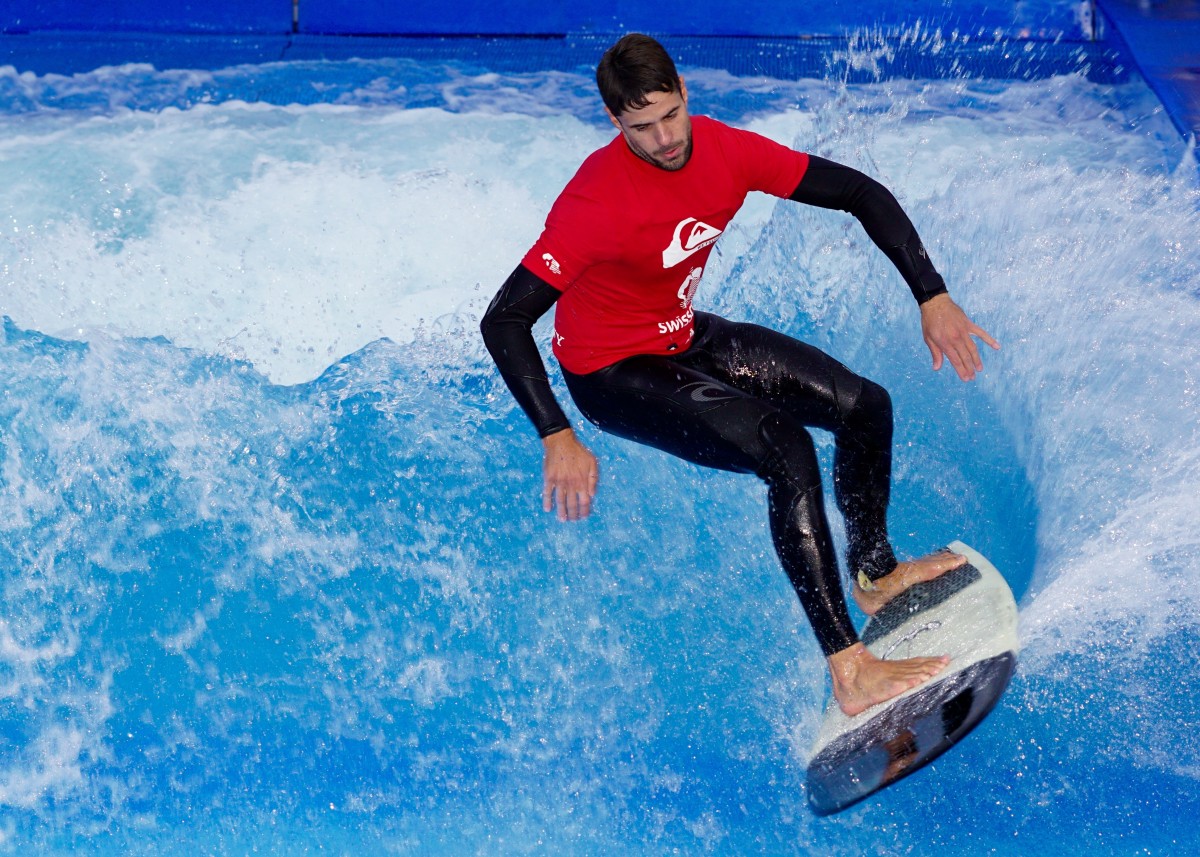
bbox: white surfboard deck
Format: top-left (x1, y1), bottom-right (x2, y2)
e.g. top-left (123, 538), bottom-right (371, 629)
top-left (806, 541), bottom-right (1019, 815)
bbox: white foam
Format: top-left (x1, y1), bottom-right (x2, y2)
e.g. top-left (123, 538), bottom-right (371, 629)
top-left (2, 58), bottom-right (1200, 795)
top-left (0, 101), bottom-right (609, 384)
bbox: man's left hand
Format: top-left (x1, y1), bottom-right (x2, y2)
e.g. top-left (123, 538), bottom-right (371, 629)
top-left (920, 294), bottom-right (1000, 382)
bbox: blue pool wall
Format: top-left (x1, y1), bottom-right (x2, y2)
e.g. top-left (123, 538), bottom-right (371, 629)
top-left (0, 1), bottom-right (1119, 87)
top-left (1, 2), bottom-right (1196, 142)
top-left (0, 0), bottom-right (1092, 38)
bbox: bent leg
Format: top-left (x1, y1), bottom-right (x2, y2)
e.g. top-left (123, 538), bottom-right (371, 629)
top-left (831, 377), bottom-right (897, 582)
top-left (757, 411), bottom-right (858, 657)
top-left (679, 314), bottom-right (898, 583)
top-left (565, 340), bottom-right (952, 715)
top-left (564, 356), bottom-right (858, 657)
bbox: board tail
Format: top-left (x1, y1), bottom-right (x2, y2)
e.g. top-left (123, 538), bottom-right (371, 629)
top-left (807, 652), bottom-right (1016, 815)
top-left (806, 542), bottom-right (1020, 815)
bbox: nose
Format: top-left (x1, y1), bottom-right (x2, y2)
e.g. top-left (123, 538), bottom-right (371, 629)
top-left (654, 124), bottom-right (672, 148)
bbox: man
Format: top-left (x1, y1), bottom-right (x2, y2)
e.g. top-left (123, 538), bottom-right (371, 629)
top-left (480, 34), bottom-right (999, 716)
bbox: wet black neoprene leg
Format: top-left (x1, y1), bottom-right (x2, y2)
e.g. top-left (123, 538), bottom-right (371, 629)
top-left (563, 345), bottom-right (861, 657)
top-left (831, 377), bottom-right (898, 584)
top-left (680, 314), bottom-right (898, 586)
top-left (756, 413), bottom-right (858, 656)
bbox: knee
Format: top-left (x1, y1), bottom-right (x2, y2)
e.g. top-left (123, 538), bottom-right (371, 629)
top-left (756, 411), bottom-right (820, 489)
top-left (856, 377), bottom-right (892, 423)
top-left (838, 373), bottom-right (892, 437)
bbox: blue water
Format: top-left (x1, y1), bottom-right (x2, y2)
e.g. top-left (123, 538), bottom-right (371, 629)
top-left (1, 39), bottom-right (1199, 855)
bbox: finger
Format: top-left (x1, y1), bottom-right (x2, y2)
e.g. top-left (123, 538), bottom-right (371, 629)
top-left (946, 343), bottom-right (974, 381)
top-left (972, 324), bottom-right (1002, 351)
top-left (926, 338), bottom-right (944, 372)
top-left (565, 485), bottom-right (583, 521)
top-left (962, 335), bottom-right (983, 372)
top-left (545, 473), bottom-right (567, 520)
top-left (957, 349), bottom-right (977, 381)
top-left (935, 326), bottom-right (980, 380)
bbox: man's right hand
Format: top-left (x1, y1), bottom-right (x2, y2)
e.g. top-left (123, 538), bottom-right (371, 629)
top-left (542, 428), bottom-right (599, 522)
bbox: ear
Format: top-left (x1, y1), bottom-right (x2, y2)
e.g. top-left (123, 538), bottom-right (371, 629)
top-left (604, 106), bottom-right (622, 130)
top-left (679, 76), bottom-right (688, 105)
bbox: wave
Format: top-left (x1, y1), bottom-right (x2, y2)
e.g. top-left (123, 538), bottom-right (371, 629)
top-left (0, 51), bottom-right (1197, 853)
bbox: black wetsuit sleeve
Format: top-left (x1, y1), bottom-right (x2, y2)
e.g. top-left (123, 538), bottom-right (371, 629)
top-left (479, 264), bottom-right (572, 438)
top-left (790, 155), bottom-right (948, 305)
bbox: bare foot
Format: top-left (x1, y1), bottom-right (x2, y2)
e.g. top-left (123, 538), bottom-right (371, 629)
top-left (828, 643), bottom-right (950, 716)
top-left (852, 550), bottom-right (967, 617)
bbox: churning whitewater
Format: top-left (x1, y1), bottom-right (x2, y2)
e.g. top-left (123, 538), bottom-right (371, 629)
top-left (0, 52), bottom-right (1197, 854)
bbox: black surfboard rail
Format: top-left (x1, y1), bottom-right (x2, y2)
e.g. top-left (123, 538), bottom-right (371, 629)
top-left (806, 652), bottom-right (1016, 816)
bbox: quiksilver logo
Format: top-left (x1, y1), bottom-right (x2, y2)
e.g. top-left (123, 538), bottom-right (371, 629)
top-left (662, 218), bottom-right (722, 268)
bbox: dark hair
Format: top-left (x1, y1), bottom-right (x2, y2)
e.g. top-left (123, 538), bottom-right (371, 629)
top-left (596, 33), bottom-right (681, 117)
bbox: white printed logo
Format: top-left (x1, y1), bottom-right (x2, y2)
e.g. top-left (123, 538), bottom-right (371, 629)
top-left (657, 306), bottom-right (694, 335)
top-left (677, 266), bottom-right (703, 308)
top-left (680, 381), bottom-right (737, 403)
top-left (662, 218), bottom-right (722, 268)
top-left (542, 253), bottom-right (562, 276)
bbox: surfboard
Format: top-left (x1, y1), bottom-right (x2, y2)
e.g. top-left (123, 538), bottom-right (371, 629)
top-left (806, 540), bottom-right (1019, 816)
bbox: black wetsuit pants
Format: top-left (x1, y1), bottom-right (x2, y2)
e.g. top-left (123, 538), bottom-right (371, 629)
top-left (562, 312), bottom-right (898, 657)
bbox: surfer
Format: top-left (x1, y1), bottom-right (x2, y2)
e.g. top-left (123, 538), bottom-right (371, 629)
top-left (479, 34), bottom-right (1000, 716)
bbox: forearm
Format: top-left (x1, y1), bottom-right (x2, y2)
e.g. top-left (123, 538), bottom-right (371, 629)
top-left (479, 264), bottom-right (572, 437)
top-left (791, 156), bottom-right (948, 305)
